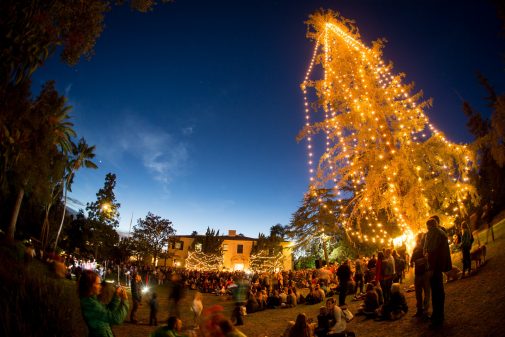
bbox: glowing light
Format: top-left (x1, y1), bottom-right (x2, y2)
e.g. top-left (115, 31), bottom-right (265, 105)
top-left (300, 10), bottom-right (477, 244)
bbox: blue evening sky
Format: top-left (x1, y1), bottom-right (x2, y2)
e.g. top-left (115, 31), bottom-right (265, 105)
top-left (33, 1), bottom-right (504, 237)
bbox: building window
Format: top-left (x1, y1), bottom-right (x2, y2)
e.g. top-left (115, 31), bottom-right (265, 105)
top-left (223, 244), bottom-right (228, 251)
top-left (174, 241), bottom-right (184, 250)
top-left (237, 244), bottom-right (243, 254)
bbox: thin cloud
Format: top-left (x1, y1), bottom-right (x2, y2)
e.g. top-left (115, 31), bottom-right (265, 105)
top-left (102, 114), bottom-right (190, 187)
top-left (138, 131), bottom-right (188, 184)
top-left (182, 126), bottom-right (194, 136)
top-left (64, 83), bottom-right (73, 97)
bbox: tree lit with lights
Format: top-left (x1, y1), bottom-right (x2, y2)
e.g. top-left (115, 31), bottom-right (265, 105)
top-left (300, 11), bottom-right (478, 244)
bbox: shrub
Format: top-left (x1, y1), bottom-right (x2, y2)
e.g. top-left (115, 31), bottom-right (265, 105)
top-left (0, 241), bottom-right (87, 337)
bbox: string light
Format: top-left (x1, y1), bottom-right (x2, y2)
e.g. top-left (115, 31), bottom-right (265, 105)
top-left (302, 37), bottom-right (321, 182)
top-left (185, 251), bottom-right (223, 271)
top-left (249, 251), bottom-right (285, 274)
top-left (300, 11), bottom-right (478, 244)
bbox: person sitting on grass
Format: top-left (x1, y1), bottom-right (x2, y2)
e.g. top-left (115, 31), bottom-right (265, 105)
top-left (357, 283), bottom-right (379, 317)
top-left (245, 290), bottom-right (259, 313)
top-left (325, 298), bottom-right (356, 337)
top-left (282, 313), bottom-right (314, 337)
top-left (150, 316), bottom-right (187, 337)
top-left (315, 306), bottom-right (330, 337)
top-left (267, 289), bottom-right (281, 308)
top-left (218, 318), bottom-right (248, 337)
top-left (376, 283), bottom-right (408, 321)
top-left (286, 288), bottom-right (297, 308)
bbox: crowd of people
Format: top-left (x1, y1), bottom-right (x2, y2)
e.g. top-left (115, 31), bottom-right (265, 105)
top-left (72, 214), bottom-right (464, 336)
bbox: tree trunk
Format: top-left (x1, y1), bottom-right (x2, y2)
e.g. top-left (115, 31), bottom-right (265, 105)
top-left (322, 240), bottom-right (329, 264)
top-left (53, 179), bottom-right (67, 251)
top-left (7, 187), bottom-right (24, 241)
top-left (41, 206), bottom-right (51, 250)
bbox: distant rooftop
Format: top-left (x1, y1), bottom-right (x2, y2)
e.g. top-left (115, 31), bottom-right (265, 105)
top-left (175, 229), bottom-right (256, 241)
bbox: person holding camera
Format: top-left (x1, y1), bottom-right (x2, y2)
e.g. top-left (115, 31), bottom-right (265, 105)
top-left (78, 270), bottom-right (129, 337)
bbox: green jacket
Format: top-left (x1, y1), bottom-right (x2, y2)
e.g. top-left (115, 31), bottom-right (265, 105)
top-left (80, 294), bottom-right (129, 337)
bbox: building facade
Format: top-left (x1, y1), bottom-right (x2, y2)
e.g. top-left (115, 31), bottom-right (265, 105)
top-left (164, 230), bottom-right (293, 271)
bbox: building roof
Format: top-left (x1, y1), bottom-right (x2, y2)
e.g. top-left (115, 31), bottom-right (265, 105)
top-left (174, 234), bottom-right (257, 241)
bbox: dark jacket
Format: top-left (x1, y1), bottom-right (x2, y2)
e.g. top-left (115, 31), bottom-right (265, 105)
top-left (410, 246), bottom-right (426, 276)
top-left (383, 292), bottom-right (408, 316)
top-left (461, 229), bottom-right (473, 250)
top-left (131, 279), bottom-right (142, 302)
top-left (424, 226), bottom-right (452, 272)
top-left (336, 263), bottom-right (351, 283)
top-left (363, 290), bottom-right (379, 312)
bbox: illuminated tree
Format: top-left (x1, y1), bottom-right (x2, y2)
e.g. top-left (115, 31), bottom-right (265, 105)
top-left (249, 226), bottom-right (286, 273)
top-left (185, 251), bottom-right (223, 271)
top-left (249, 250), bottom-right (284, 274)
top-left (185, 228), bottom-right (224, 271)
top-left (300, 11), bottom-right (478, 243)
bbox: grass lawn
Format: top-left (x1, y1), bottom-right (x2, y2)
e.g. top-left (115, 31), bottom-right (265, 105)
top-left (114, 216), bottom-right (505, 337)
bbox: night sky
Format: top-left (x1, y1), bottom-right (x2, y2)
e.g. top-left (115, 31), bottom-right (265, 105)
top-left (33, 0), bottom-right (504, 237)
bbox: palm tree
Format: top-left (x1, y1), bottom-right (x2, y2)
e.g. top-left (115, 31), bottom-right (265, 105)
top-left (6, 82), bottom-right (76, 241)
top-left (38, 97), bottom-right (75, 249)
top-left (53, 138), bottom-right (97, 251)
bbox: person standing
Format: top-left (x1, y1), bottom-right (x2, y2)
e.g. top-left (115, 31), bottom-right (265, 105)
top-left (481, 203), bottom-right (494, 243)
top-left (381, 249), bottom-right (395, 304)
top-left (130, 273), bottom-right (142, 323)
top-left (424, 216), bottom-right (452, 328)
top-left (168, 273), bottom-right (184, 318)
top-left (460, 221), bottom-right (473, 278)
top-left (192, 291), bottom-right (204, 328)
top-left (79, 270), bottom-right (129, 337)
top-left (353, 256), bottom-right (364, 299)
top-left (410, 233), bottom-right (430, 317)
top-left (231, 278), bottom-right (248, 326)
top-left (336, 259), bottom-right (351, 306)
top-left (149, 292), bottom-right (159, 326)
top-left (374, 252), bottom-right (383, 285)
